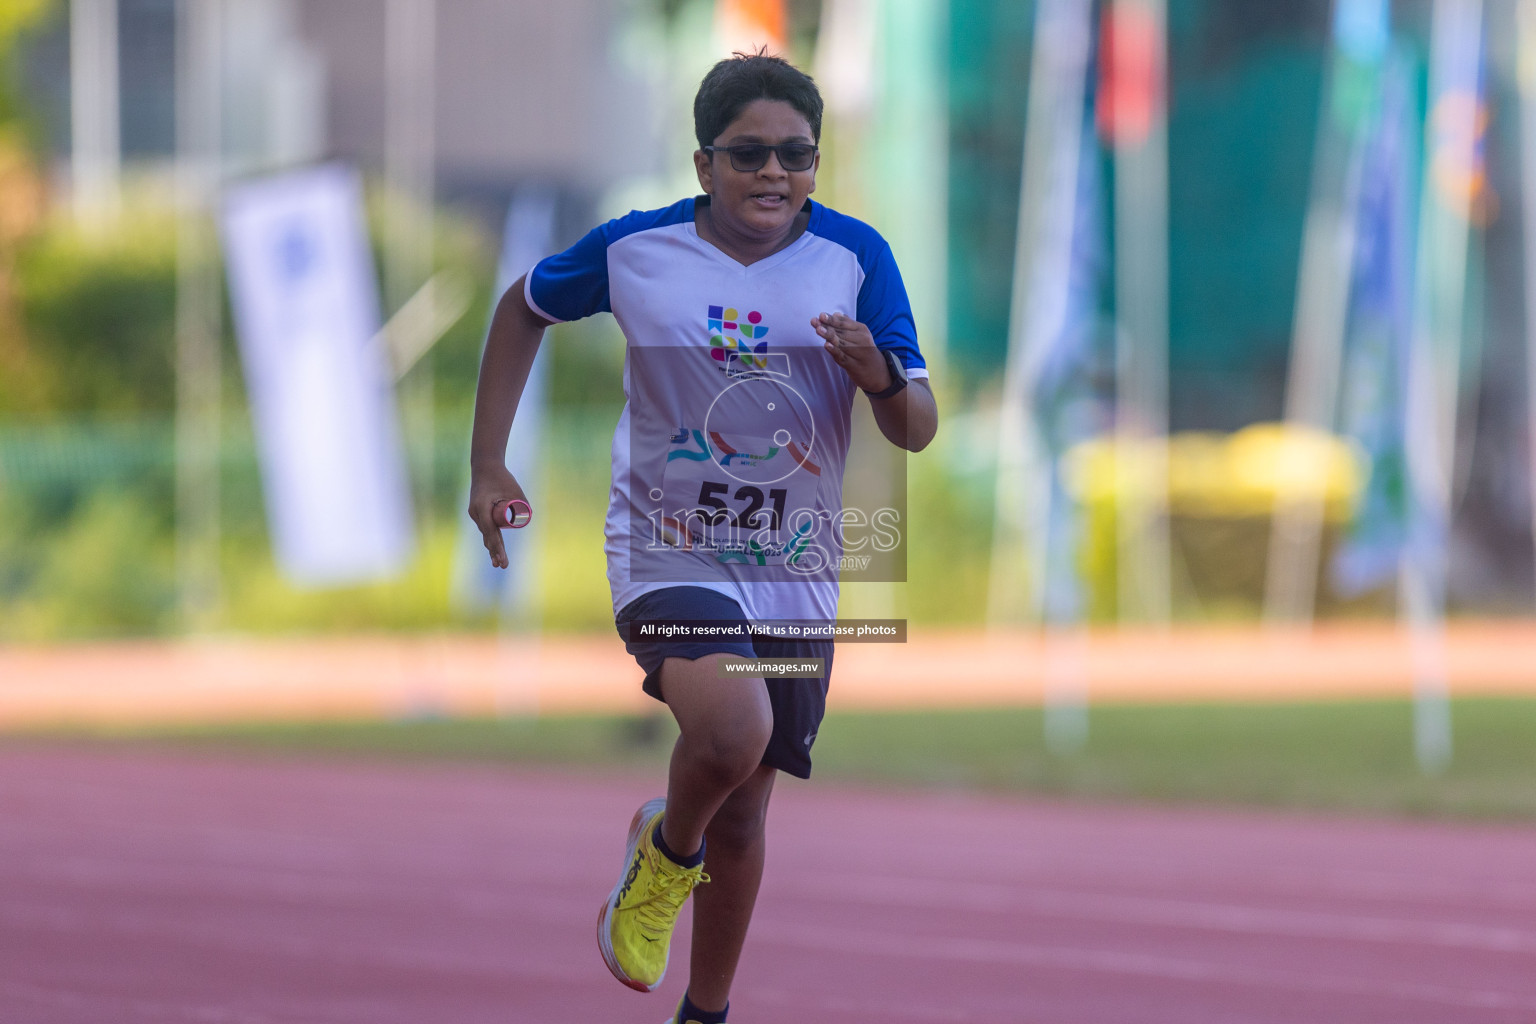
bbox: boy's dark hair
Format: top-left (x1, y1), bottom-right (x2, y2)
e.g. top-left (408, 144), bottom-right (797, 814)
top-left (694, 52), bottom-right (824, 149)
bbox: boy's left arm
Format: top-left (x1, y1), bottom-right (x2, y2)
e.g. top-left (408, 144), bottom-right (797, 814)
top-left (813, 311), bottom-right (938, 453)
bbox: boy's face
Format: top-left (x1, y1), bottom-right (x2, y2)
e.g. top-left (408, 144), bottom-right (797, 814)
top-left (694, 98), bottom-right (818, 242)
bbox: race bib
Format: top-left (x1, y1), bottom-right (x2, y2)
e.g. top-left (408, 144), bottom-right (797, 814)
top-left (654, 427), bottom-right (826, 571)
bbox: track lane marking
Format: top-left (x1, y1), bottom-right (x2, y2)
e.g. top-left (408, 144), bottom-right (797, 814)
top-left (749, 921), bottom-right (1536, 1013)
top-left (776, 874), bottom-right (1536, 954)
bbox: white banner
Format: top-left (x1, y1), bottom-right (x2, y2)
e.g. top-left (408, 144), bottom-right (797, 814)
top-left (222, 164), bottom-right (415, 586)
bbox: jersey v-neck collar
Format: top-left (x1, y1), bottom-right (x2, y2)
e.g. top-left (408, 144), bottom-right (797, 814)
top-left (684, 196), bottom-right (818, 272)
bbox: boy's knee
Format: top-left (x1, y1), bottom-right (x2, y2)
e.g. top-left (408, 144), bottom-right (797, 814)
top-left (689, 721), bottom-right (771, 788)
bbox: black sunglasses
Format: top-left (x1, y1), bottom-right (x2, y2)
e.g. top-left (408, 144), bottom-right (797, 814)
top-left (703, 143), bottom-right (818, 173)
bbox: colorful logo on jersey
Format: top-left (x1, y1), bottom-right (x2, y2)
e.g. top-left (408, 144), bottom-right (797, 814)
top-left (708, 304), bottom-right (770, 371)
top-left (667, 426), bottom-right (822, 477)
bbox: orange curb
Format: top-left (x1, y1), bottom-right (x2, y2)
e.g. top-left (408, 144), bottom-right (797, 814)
top-left (1, 621), bottom-right (1534, 729)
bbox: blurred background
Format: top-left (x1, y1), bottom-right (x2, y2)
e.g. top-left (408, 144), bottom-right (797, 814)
top-left (8, 13), bottom-right (1536, 1019)
top-left (0, 0), bottom-right (1533, 792)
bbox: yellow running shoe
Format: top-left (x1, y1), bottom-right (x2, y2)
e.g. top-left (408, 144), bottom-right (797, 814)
top-left (597, 797), bottom-right (709, 992)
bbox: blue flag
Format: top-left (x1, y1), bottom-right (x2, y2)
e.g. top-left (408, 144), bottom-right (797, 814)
top-left (1033, 114), bottom-right (1108, 624)
top-left (1332, 52), bottom-right (1418, 596)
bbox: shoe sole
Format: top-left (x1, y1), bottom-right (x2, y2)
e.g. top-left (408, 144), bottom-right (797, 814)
top-left (597, 796), bottom-right (668, 993)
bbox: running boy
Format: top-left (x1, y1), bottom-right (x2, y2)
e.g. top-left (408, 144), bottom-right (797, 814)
top-left (468, 53), bottom-right (936, 1024)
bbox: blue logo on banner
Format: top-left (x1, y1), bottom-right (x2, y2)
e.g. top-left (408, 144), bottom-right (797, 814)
top-left (277, 221), bottom-right (317, 284)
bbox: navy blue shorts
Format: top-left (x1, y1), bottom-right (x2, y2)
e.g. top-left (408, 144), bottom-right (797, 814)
top-left (614, 586), bottom-right (832, 779)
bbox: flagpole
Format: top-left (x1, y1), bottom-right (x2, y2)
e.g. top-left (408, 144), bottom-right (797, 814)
top-left (1108, 0), bottom-right (1170, 627)
top-left (70, 0), bottom-right (120, 232)
top-left (174, 0), bottom-right (223, 631)
top-left (988, 0), bottom-right (1097, 752)
top-left (988, 0), bottom-right (1094, 630)
top-left (1264, 0), bottom-right (1385, 628)
top-left (385, 0), bottom-right (437, 526)
top-left (1518, 0), bottom-right (1536, 625)
top-left (1400, 0), bottom-right (1484, 774)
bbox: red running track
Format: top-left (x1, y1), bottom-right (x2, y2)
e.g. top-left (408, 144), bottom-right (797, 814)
top-left (2, 745), bottom-right (1535, 1024)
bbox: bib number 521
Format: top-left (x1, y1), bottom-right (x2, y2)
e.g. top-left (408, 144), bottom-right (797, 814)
top-left (696, 481), bottom-right (787, 532)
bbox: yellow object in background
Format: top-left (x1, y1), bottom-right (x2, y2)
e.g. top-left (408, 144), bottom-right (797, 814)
top-left (1061, 424), bottom-right (1370, 620)
top-left (1063, 423), bottom-right (1368, 522)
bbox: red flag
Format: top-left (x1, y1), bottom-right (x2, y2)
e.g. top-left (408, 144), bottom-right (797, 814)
top-left (1096, 2), bottom-right (1162, 147)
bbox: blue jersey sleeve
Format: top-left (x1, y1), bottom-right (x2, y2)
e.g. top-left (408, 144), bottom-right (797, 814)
top-left (525, 199), bottom-right (698, 323)
top-left (855, 241), bottom-right (925, 375)
top-left (811, 203), bottom-right (926, 375)
top-left (525, 223), bottom-right (611, 323)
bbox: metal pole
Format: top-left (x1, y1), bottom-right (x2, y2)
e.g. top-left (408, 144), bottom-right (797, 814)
top-left (1519, 0), bottom-right (1536, 630)
top-left (1110, 0), bottom-right (1171, 626)
top-left (1400, 0), bottom-right (1484, 774)
top-left (385, 0), bottom-right (436, 519)
top-left (988, 0), bottom-right (1094, 630)
top-left (1264, 0), bottom-right (1366, 627)
top-left (70, 0), bottom-right (120, 231)
top-left (988, 0), bottom-right (1097, 753)
top-left (174, 0), bottom-right (223, 630)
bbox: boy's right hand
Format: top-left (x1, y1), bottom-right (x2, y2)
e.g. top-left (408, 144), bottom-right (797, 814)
top-left (468, 464), bottom-right (528, 569)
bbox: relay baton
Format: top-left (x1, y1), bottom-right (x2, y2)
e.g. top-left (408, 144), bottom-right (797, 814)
top-left (492, 498), bottom-right (532, 529)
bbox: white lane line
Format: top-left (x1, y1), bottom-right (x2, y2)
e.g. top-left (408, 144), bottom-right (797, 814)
top-left (782, 874), bottom-right (1536, 954)
top-left (1304, 867), bottom-right (1536, 910)
top-left (749, 921), bottom-right (1536, 1013)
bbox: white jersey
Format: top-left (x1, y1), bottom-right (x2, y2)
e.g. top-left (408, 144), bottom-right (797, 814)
top-left (526, 196), bottom-right (927, 623)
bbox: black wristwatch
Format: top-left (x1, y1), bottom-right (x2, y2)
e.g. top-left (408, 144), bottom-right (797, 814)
top-left (864, 349), bottom-right (908, 399)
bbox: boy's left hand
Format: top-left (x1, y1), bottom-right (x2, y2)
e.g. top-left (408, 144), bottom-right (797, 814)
top-left (813, 312), bottom-right (891, 393)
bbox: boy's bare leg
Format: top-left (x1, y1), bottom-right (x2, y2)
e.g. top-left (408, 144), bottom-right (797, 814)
top-left (657, 654), bottom-right (773, 857)
top-left (656, 654), bottom-right (776, 1014)
top-left (687, 763), bottom-right (776, 1013)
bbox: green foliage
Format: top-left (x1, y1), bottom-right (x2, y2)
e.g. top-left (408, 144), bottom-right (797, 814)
top-left (532, 408), bottom-right (620, 632)
top-left (0, 0), bottom-right (52, 42)
top-left (0, 485), bottom-right (176, 640)
top-left (544, 316), bottom-right (628, 411)
top-left (0, 0), bottom-right (53, 126)
top-left (378, 200), bottom-right (501, 417)
top-left (0, 418), bottom-right (178, 640)
top-left (4, 182), bottom-right (504, 421)
top-left (0, 405), bottom-right (623, 639)
top-left (903, 398), bottom-right (997, 625)
top-left (0, 181), bottom-right (525, 639)
top-left (217, 521), bottom-right (460, 634)
top-left (10, 211), bottom-right (180, 415)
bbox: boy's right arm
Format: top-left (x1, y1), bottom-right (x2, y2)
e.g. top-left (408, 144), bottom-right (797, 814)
top-left (468, 274), bottom-right (555, 569)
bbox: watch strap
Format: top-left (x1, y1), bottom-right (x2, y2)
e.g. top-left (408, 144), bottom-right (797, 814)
top-left (863, 350), bottom-right (909, 399)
